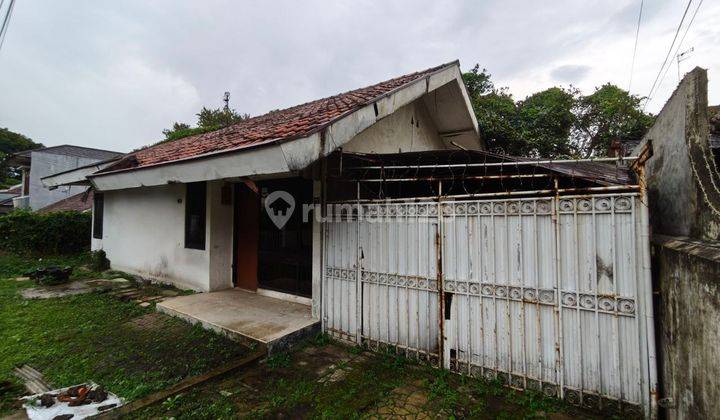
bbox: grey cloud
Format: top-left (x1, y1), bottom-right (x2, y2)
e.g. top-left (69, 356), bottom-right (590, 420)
top-left (551, 64), bottom-right (591, 83)
top-left (0, 0), bottom-right (717, 151)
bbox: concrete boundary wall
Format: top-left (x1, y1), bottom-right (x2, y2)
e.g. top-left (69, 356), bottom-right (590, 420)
top-left (637, 67), bottom-right (720, 419)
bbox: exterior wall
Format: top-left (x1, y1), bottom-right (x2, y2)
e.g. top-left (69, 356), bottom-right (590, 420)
top-left (98, 184), bottom-right (211, 291)
top-left (634, 67), bottom-right (720, 418)
top-left (207, 181), bottom-right (234, 291)
top-left (343, 100), bottom-right (446, 154)
top-left (653, 237), bottom-right (720, 419)
top-left (635, 67), bottom-right (717, 240)
top-left (94, 180), bottom-right (234, 292)
top-left (28, 151), bottom-right (99, 210)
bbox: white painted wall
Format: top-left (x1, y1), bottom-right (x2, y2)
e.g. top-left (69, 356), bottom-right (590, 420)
top-left (343, 100), bottom-right (445, 154)
top-left (98, 183), bottom-right (211, 291)
top-left (207, 181), bottom-right (234, 291)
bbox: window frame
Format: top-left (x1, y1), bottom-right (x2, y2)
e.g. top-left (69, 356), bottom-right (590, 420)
top-left (92, 192), bottom-right (104, 239)
top-left (184, 182), bottom-right (207, 250)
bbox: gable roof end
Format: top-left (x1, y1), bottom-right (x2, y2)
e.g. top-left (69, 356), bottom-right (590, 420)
top-left (89, 60), bottom-right (480, 191)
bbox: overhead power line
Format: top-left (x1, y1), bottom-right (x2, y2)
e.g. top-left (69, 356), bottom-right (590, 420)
top-left (0, 0), bottom-right (16, 52)
top-left (658, 0), bottom-right (704, 84)
top-left (644, 0), bottom-right (693, 110)
top-left (628, 0), bottom-right (644, 92)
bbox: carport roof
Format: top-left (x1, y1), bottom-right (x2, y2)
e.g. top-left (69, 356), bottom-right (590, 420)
top-left (101, 61), bottom-right (461, 174)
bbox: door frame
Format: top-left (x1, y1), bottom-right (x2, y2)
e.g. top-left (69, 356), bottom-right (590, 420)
top-left (232, 182), bottom-right (259, 291)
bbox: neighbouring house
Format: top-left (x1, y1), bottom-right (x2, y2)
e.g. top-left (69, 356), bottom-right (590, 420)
top-left (45, 61), bottom-right (658, 417)
top-left (36, 188), bottom-right (94, 214)
top-left (5, 145), bottom-right (122, 211)
top-left (0, 183), bottom-right (21, 214)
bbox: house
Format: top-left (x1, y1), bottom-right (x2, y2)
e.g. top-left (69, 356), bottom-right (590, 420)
top-left (36, 189), bottom-right (94, 214)
top-left (0, 183), bottom-right (21, 214)
top-left (5, 145), bottom-right (122, 211)
top-left (45, 60), bottom-right (657, 416)
top-left (47, 60), bottom-right (482, 295)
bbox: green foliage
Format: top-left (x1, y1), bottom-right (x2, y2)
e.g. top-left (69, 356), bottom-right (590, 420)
top-left (0, 210), bottom-right (91, 255)
top-left (196, 107), bottom-right (249, 129)
top-left (90, 249), bottom-right (110, 271)
top-left (266, 352), bottom-right (291, 370)
top-left (0, 253), bottom-right (249, 415)
top-left (426, 369), bottom-right (461, 414)
top-left (462, 64), bottom-right (654, 158)
top-left (518, 86), bottom-right (578, 157)
top-left (0, 127), bottom-right (43, 187)
top-left (574, 83), bottom-right (654, 157)
top-left (162, 105), bottom-right (250, 141)
top-left (0, 127), bottom-right (42, 155)
top-left (462, 64), bottom-right (494, 98)
top-left (310, 332), bottom-right (332, 347)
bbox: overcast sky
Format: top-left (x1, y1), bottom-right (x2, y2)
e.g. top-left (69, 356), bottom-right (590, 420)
top-left (0, 0), bottom-right (718, 152)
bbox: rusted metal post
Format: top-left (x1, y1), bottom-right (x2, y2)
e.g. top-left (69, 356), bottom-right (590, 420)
top-left (436, 180), bottom-right (445, 368)
top-left (552, 176), bottom-right (565, 400)
top-left (356, 181), bottom-right (362, 345)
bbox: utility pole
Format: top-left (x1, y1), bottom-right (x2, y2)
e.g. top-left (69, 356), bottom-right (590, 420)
top-left (223, 92), bottom-right (230, 111)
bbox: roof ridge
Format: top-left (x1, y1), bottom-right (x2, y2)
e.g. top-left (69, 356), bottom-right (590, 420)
top-left (128, 61), bottom-right (459, 154)
top-left (101, 60), bottom-right (463, 174)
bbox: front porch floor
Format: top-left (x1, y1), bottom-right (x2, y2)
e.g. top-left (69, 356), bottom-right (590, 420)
top-left (157, 289), bottom-right (319, 352)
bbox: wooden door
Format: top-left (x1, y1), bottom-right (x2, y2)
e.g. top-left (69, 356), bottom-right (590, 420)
top-left (233, 183), bottom-right (259, 291)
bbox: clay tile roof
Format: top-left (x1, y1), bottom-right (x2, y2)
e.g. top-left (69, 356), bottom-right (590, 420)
top-left (103, 61), bottom-right (458, 173)
top-left (37, 190), bottom-right (93, 214)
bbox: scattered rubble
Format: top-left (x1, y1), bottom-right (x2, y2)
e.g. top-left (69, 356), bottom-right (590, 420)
top-left (23, 383), bottom-right (123, 420)
top-left (26, 267), bottom-right (72, 286)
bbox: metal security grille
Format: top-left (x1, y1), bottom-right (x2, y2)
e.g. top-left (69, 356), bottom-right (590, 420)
top-left (322, 193), bottom-right (656, 417)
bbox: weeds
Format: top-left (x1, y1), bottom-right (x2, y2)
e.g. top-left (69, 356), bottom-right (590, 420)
top-left (265, 353), bottom-right (291, 370)
top-left (310, 332), bottom-right (331, 347)
top-left (426, 369), bottom-right (460, 415)
top-left (0, 252), bottom-right (249, 416)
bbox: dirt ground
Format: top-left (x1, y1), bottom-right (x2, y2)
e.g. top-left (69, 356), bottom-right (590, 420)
top-left (131, 338), bottom-right (609, 419)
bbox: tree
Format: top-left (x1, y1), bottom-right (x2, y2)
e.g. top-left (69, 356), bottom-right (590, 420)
top-left (462, 64), bottom-right (654, 158)
top-left (573, 84), bottom-right (654, 157)
top-left (0, 128), bottom-right (43, 188)
top-left (462, 66), bottom-right (522, 155)
top-left (0, 127), bottom-right (42, 155)
top-left (517, 87), bottom-right (578, 158)
top-left (462, 67), bottom-right (578, 157)
top-left (163, 105), bottom-right (250, 141)
top-left (196, 107), bottom-right (249, 128)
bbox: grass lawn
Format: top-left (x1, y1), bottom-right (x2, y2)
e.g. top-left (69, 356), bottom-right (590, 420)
top-left (0, 252), bottom-right (250, 415)
top-left (132, 337), bottom-right (610, 420)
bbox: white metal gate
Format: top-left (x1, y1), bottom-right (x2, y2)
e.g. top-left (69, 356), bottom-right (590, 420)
top-left (322, 193), bottom-right (656, 417)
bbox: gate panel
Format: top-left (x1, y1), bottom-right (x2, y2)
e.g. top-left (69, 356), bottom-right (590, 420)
top-left (322, 209), bottom-right (358, 341)
top-left (359, 203), bottom-right (440, 361)
top-left (322, 193), bottom-right (654, 416)
top-left (443, 198), bottom-right (558, 390)
top-left (444, 194), bottom-right (651, 416)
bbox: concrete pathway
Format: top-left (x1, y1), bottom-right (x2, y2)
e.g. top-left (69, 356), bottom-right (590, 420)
top-left (157, 289), bottom-right (319, 352)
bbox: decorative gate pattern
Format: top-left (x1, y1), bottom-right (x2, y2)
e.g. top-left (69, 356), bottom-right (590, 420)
top-left (322, 193), bottom-right (656, 417)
